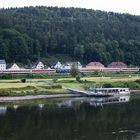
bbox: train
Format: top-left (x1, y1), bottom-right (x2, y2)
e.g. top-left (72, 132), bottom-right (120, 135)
top-left (0, 67), bottom-right (139, 74)
top-left (57, 68), bottom-right (140, 73)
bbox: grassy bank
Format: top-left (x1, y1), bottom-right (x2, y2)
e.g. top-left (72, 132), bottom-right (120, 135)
top-left (0, 72), bottom-right (140, 80)
top-left (0, 74), bottom-right (140, 96)
top-left (0, 80), bottom-right (68, 96)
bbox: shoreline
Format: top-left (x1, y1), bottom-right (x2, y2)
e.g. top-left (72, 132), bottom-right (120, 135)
top-left (0, 89), bottom-right (140, 102)
top-left (130, 90), bottom-right (140, 93)
top-left (0, 94), bottom-right (81, 102)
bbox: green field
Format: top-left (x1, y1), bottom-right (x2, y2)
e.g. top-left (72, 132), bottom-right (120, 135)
top-left (0, 73), bottom-right (140, 96)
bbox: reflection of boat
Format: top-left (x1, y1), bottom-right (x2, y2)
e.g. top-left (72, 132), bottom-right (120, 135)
top-left (89, 96), bottom-right (130, 107)
top-left (58, 95), bottom-right (130, 108)
top-left (38, 104), bottom-right (44, 109)
top-left (67, 87), bottom-right (130, 97)
top-left (13, 105), bottom-right (19, 110)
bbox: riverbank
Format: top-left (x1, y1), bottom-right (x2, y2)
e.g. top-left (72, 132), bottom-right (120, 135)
top-left (0, 90), bottom-right (140, 102)
top-left (0, 75), bottom-right (140, 97)
top-left (0, 94), bottom-right (81, 102)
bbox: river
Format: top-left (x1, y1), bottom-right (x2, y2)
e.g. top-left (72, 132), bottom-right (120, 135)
top-left (0, 94), bottom-right (140, 140)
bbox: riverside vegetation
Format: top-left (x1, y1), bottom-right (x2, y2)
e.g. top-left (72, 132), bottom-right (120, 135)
top-left (0, 72), bottom-right (140, 96)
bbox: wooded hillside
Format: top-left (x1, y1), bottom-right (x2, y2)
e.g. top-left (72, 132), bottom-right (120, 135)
top-left (0, 6), bottom-right (140, 66)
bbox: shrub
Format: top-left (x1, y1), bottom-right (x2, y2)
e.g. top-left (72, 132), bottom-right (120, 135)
top-left (52, 78), bottom-right (58, 83)
top-left (0, 74), bottom-right (13, 79)
top-left (70, 64), bottom-right (79, 77)
top-left (103, 83), bottom-right (113, 88)
top-left (21, 78), bottom-right (26, 83)
top-left (135, 79), bottom-right (140, 84)
top-left (0, 89), bottom-right (13, 96)
top-left (26, 73), bottom-right (34, 78)
top-left (123, 81), bottom-right (140, 89)
top-left (76, 75), bottom-right (81, 82)
top-left (40, 85), bottom-right (62, 89)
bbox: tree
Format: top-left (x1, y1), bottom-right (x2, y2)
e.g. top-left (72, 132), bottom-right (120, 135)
top-left (70, 63), bottom-right (79, 78)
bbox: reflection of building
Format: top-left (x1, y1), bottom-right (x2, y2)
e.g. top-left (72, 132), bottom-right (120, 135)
top-left (0, 106), bottom-right (7, 115)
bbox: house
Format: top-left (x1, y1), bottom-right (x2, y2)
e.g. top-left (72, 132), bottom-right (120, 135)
top-left (52, 61), bottom-right (62, 69)
top-left (108, 62), bottom-right (127, 68)
top-left (86, 62), bottom-right (104, 69)
top-left (32, 61), bottom-right (45, 69)
top-left (6, 63), bottom-right (20, 70)
top-left (0, 60), bottom-right (6, 71)
top-left (63, 61), bottom-right (82, 69)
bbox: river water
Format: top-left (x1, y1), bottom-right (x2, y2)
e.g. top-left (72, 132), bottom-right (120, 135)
top-left (0, 95), bottom-right (140, 140)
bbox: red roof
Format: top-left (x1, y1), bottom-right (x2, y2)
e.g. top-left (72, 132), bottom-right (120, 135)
top-left (108, 62), bottom-right (127, 68)
top-left (86, 62), bottom-right (104, 67)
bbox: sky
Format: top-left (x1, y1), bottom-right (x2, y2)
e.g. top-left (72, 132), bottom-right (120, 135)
top-left (0, 0), bottom-right (140, 15)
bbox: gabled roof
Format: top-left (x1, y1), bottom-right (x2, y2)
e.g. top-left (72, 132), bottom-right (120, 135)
top-left (6, 63), bottom-right (20, 69)
top-left (0, 60), bottom-right (6, 64)
top-left (52, 61), bottom-right (61, 66)
top-left (86, 62), bottom-right (104, 67)
top-left (6, 63), bottom-right (13, 69)
top-left (32, 61), bottom-right (44, 66)
top-left (108, 62), bottom-right (127, 68)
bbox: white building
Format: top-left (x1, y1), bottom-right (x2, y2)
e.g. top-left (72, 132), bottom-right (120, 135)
top-left (0, 60), bottom-right (6, 71)
top-left (7, 63), bottom-right (20, 70)
top-left (32, 61), bottom-right (45, 69)
top-left (63, 61), bottom-right (82, 69)
top-left (52, 61), bottom-right (62, 69)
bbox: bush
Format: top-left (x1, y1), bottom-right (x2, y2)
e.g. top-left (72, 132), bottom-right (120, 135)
top-left (103, 83), bottom-right (113, 88)
top-left (0, 74), bottom-right (13, 79)
top-left (40, 85), bottom-right (62, 89)
top-left (135, 79), bottom-right (140, 84)
top-left (21, 78), bottom-right (26, 83)
top-left (26, 73), bottom-right (34, 78)
top-left (76, 75), bottom-right (81, 82)
top-left (52, 78), bottom-right (58, 83)
top-left (0, 89), bottom-right (13, 96)
top-left (123, 81), bottom-right (140, 89)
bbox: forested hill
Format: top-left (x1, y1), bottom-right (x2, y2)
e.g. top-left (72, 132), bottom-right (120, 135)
top-left (0, 6), bottom-right (140, 66)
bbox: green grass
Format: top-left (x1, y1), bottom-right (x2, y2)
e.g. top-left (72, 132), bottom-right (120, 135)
top-left (0, 74), bottom-right (140, 96)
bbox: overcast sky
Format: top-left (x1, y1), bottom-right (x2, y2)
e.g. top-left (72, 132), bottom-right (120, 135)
top-left (0, 0), bottom-right (140, 15)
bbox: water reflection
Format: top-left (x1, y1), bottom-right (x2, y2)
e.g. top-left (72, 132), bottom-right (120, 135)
top-left (0, 106), bottom-right (7, 115)
top-left (58, 95), bottom-right (130, 108)
top-left (0, 95), bottom-right (140, 140)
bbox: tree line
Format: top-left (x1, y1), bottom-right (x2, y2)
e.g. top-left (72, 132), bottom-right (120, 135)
top-left (0, 6), bottom-right (140, 66)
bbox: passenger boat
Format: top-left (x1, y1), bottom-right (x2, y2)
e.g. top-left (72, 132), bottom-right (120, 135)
top-left (87, 88), bottom-right (130, 97)
top-left (67, 87), bottom-right (130, 97)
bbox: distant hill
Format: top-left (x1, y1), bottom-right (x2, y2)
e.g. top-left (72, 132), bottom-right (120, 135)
top-left (0, 6), bottom-right (140, 66)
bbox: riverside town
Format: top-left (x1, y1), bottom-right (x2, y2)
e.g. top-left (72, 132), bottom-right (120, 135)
top-left (0, 59), bottom-right (139, 73)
